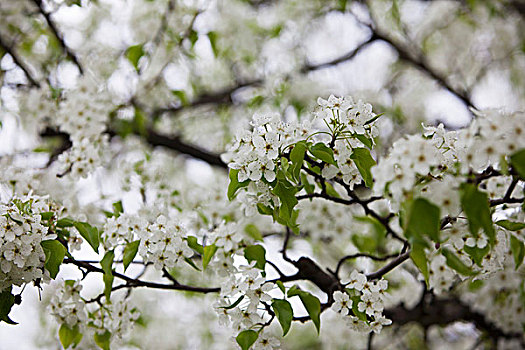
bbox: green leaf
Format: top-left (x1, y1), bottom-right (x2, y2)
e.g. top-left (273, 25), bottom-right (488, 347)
top-left (324, 182), bottom-right (341, 198)
top-left (207, 31), bottom-right (219, 56)
top-left (364, 112), bottom-right (384, 125)
top-left (276, 280), bottom-right (285, 294)
top-left (404, 198), bottom-right (441, 243)
top-left (350, 295), bottom-right (367, 321)
top-left (188, 29), bottom-right (199, 47)
top-left (464, 244), bottom-right (490, 267)
top-left (112, 201), bottom-right (123, 217)
top-left (56, 218), bottom-right (75, 228)
top-left (244, 245), bottom-right (266, 270)
top-left (510, 234), bottom-right (525, 269)
top-left (353, 134), bottom-right (373, 149)
top-left (410, 242), bottom-right (429, 284)
top-left (350, 148), bottom-right (376, 188)
top-left (59, 324), bottom-right (82, 349)
top-left (300, 173), bottom-right (314, 195)
top-left (122, 240), bottom-right (140, 272)
top-left (40, 211), bottom-right (54, 220)
top-left (272, 179), bottom-right (299, 223)
top-left (202, 244), bottom-right (218, 270)
top-left (460, 183), bottom-right (495, 245)
top-left (287, 287), bottom-right (320, 333)
top-left (220, 295), bottom-right (244, 310)
top-left (309, 143), bottom-right (336, 165)
top-left (510, 149), bottom-right (525, 180)
top-left (227, 169), bottom-right (250, 201)
top-left (272, 299), bottom-right (293, 336)
top-left (74, 222), bottom-right (100, 253)
top-left (41, 240), bottom-right (66, 279)
top-left (101, 250), bottom-right (115, 301)
top-left (244, 224), bottom-right (263, 241)
top-left (125, 44), bottom-right (144, 71)
top-left (290, 141), bottom-right (307, 182)
top-left (496, 220), bottom-right (525, 231)
top-left (183, 257), bottom-right (201, 271)
top-left (442, 248), bottom-right (477, 276)
top-left (94, 330), bottom-right (111, 350)
top-left (186, 236), bottom-right (204, 255)
top-left (236, 330), bottom-right (258, 350)
top-left (0, 289), bottom-right (17, 324)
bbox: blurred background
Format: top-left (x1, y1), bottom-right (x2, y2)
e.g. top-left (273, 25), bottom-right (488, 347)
top-left (0, 0), bottom-right (524, 349)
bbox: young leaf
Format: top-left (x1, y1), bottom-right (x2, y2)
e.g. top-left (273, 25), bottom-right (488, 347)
top-left (0, 289), bottom-right (17, 324)
top-left (272, 299), bottom-right (293, 336)
top-left (272, 179), bottom-right (299, 223)
top-left (244, 224), bottom-right (263, 241)
top-left (227, 169), bottom-right (250, 201)
top-left (219, 295), bottom-right (245, 310)
top-left (125, 44), bottom-right (144, 72)
top-left (59, 324), bottom-right (83, 349)
top-left (309, 143), bottom-right (337, 165)
top-left (41, 240), bottom-right (67, 279)
top-left (183, 257), bottom-right (201, 271)
top-left (290, 141), bottom-right (307, 182)
top-left (186, 235), bottom-right (204, 255)
top-left (73, 222), bottom-right (100, 253)
top-left (276, 280), bottom-right (285, 294)
top-left (442, 248), bottom-right (477, 276)
top-left (288, 289), bottom-right (321, 333)
top-left (56, 218), bottom-right (75, 228)
top-left (112, 201), bottom-right (123, 217)
top-left (94, 330), bottom-right (111, 350)
top-left (410, 242), bottom-right (429, 284)
top-left (460, 183), bottom-right (495, 245)
top-left (464, 244), bottom-right (490, 267)
top-left (350, 148), bottom-right (376, 188)
top-left (510, 149), bottom-right (525, 180)
top-left (244, 245), bottom-right (266, 270)
top-left (510, 234), bottom-right (525, 269)
top-left (300, 173), bottom-right (314, 195)
top-left (236, 330), bottom-right (258, 350)
top-left (122, 240), bottom-right (140, 272)
top-left (351, 295), bottom-right (367, 321)
top-left (202, 244), bottom-right (218, 270)
top-left (496, 220), bottom-right (525, 231)
top-left (100, 250), bottom-right (115, 301)
top-left (353, 134), bottom-right (373, 149)
top-left (404, 198), bottom-right (441, 243)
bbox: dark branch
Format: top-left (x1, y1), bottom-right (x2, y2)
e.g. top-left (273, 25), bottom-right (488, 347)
top-left (32, 0), bottom-right (84, 74)
top-left (0, 34), bottom-right (40, 87)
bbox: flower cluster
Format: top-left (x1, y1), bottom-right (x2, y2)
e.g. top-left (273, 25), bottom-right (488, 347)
top-left (48, 280), bottom-right (88, 330)
top-left (0, 194), bottom-right (57, 292)
top-left (332, 270), bottom-right (391, 333)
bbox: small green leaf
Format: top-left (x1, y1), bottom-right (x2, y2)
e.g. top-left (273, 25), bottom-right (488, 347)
top-left (350, 148), bottom-right (376, 188)
top-left (236, 330), bottom-right (258, 350)
top-left (74, 222), bottom-right (100, 253)
top-left (0, 289), bottom-right (17, 324)
top-left (290, 141), bottom-right (307, 182)
top-left (41, 240), bottom-right (67, 279)
top-left (207, 31), bottom-right (219, 56)
top-left (220, 295), bottom-right (244, 310)
top-left (40, 212), bottom-right (54, 220)
top-left (202, 244), bottom-right (218, 270)
top-left (464, 244), bottom-right (490, 267)
top-left (56, 218), bottom-right (75, 228)
top-left (244, 245), bottom-right (266, 270)
top-left (353, 134), bottom-right (373, 149)
top-left (510, 149), bottom-right (525, 180)
top-left (186, 236), bottom-right (204, 255)
top-left (404, 198), bottom-right (441, 243)
top-left (364, 112), bottom-right (384, 125)
top-left (59, 324), bottom-right (83, 349)
top-left (300, 173), bottom-right (314, 195)
top-left (309, 143), bottom-right (336, 165)
top-left (112, 201), bottom-right (123, 217)
top-left (276, 280), bottom-right (285, 294)
top-left (183, 257), bottom-right (201, 271)
top-left (125, 44), bottom-right (144, 71)
top-left (94, 330), bottom-right (111, 350)
top-left (510, 234), bottom-right (525, 269)
top-left (460, 183), bottom-right (495, 245)
top-left (244, 224), bottom-right (263, 241)
top-left (442, 248), bottom-right (477, 276)
top-left (287, 287), bottom-right (321, 333)
top-left (496, 220), bottom-right (525, 231)
top-left (410, 242), bottom-right (429, 283)
top-left (272, 299), bottom-right (293, 336)
top-left (171, 90), bottom-right (188, 106)
top-left (101, 250), bottom-right (115, 301)
top-left (122, 240), bottom-right (140, 272)
top-left (228, 169), bottom-right (250, 201)
top-left (272, 178), bottom-right (299, 223)
top-left (350, 295), bottom-right (367, 321)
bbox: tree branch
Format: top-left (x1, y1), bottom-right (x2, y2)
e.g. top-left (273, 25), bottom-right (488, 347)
top-left (0, 34), bottom-right (40, 87)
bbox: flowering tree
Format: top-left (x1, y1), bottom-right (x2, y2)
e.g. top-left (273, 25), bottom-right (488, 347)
top-left (1, 0), bottom-right (524, 349)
